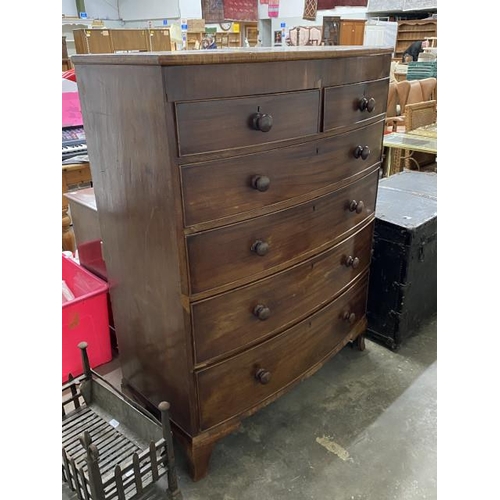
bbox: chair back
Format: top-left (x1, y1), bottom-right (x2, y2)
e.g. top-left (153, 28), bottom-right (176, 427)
top-left (395, 80), bottom-right (411, 111)
top-left (419, 77), bottom-right (437, 101)
top-left (405, 100), bottom-right (437, 132)
top-left (386, 82), bottom-right (398, 118)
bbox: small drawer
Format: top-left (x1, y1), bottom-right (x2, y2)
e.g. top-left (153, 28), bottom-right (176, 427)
top-left (192, 220), bottom-right (374, 364)
top-left (186, 168), bottom-right (378, 294)
top-left (323, 78), bottom-right (389, 132)
top-left (196, 273), bottom-right (369, 430)
top-left (181, 121), bottom-right (384, 226)
top-left (175, 90), bottom-right (320, 156)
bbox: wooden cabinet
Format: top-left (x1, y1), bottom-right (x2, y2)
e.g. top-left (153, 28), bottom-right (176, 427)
top-left (395, 19), bottom-right (437, 61)
top-left (108, 28), bottom-right (149, 52)
top-left (149, 29), bottom-right (172, 51)
top-left (73, 28), bottom-right (174, 54)
top-left (73, 46), bottom-right (391, 481)
top-left (62, 36), bottom-right (71, 71)
top-left (339, 19), bottom-right (366, 45)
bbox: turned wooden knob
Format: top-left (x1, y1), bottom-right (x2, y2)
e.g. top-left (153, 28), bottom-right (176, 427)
top-left (251, 175), bottom-right (270, 192)
top-left (253, 304), bottom-right (271, 321)
top-left (251, 240), bottom-right (269, 256)
top-left (367, 97), bottom-right (376, 112)
top-left (251, 112), bottom-right (273, 132)
top-left (343, 311), bottom-right (356, 324)
top-left (255, 368), bottom-right (271, 384)
top-left (345, 256), bottom-right (360, 269)
top-left (353, 145), bottom-right (371, 160)
top-left (349, 200), bottom-right (365, 214)
top-left (358, 97), bottom-right (376, 112)
top-left (358, 97), bottom-right (369, 111)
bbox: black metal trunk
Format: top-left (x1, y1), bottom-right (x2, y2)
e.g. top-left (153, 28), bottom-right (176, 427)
top-left (367, 171), bottom-right (437, 350)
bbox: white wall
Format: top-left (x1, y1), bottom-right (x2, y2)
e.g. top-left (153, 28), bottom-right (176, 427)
top-left (119, 0), bottom-right (180, 21)
top-left (62, 0), bottom-right (78, 17)
top-left (62, 0), bottom-right (120, 19)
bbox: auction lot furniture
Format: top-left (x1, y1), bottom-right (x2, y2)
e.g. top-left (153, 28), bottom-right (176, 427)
top-left (62, 342), bottom-right (183, 499)
top-left (73, 46), bottom-right (391, 480)
top-left (366, 171), bottom-right (437, 350)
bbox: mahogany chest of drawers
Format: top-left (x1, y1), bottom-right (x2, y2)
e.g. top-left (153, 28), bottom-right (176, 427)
top-left (73, 47), bottom-right (392, 480)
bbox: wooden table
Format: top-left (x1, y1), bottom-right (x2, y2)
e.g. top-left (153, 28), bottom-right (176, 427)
top-left (62, 162), bottom-right (92, 252)
top-left (382, 124), bottom-right (437, 177)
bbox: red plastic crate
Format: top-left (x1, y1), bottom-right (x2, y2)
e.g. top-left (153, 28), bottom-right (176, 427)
top-left (62, 255), bottom-right (112, 383)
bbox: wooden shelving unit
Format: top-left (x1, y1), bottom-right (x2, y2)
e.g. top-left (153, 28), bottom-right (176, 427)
top-left (394, 19), bottom-right (437, 61)
top-left (339, 20), bottom-right (366, 46)
top-left (187, 32), bottom-right (204, 50)
top-left (245, 26), bottom-right (258, 47)
top-left (215, 32), bottom-right (241, 48)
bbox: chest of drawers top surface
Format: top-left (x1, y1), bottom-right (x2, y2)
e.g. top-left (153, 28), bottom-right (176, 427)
top-left (72, 46), bottom-right (393, 65)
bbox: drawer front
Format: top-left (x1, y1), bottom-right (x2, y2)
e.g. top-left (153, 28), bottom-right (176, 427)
top-left (181, 121), bottom-right (384, 226)
top-left (187, 168), bottom-right (378, 294)
top-left (197, 273), bottom-right (369, 430)
top-left (192, 221), bottom-right (374, 363)
top-left (323, 78), bottom-right (389, 132)
top-left (175, 90), bottom-right (320, 156)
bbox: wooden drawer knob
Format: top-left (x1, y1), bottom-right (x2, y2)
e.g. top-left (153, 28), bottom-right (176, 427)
top-left (255, 368), bottom-right (271, 384)
top-left (253, 304), bottom-right (271, 321)
top-left (251, 240), bottom-right (269, 256)
top-left (358, 97), bottom-right (368, 111)
top-left (251, 112), bottom-right (273, 132)
top-left (345, 256), bottom-right (360, 269)
top-left (358, 97), bottom-right (376, 112)
top-left (353, 145), bottom-right (371, 160)
top-left (251, 175), bottom-right (270, 192)
top-left (342, 311), bottom-right (356, 324)
top-left (349, 200), bottom-right (365, 214)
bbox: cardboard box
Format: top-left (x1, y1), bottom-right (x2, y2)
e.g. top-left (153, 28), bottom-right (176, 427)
top-left (187, 19), bottom-right (205, 33)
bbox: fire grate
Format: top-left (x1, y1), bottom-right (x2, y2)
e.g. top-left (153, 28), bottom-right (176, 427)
top-left (62, 342), bottom-right (183, 500)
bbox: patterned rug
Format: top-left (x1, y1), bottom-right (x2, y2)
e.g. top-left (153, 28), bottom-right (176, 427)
top-left (224, 0), bottom-right (259, 21)
top-left (268, 0), bottom-right (279, 17)
top-left (318, 0), bottom-right (367, 8)
top-left (201, 0), bottom-right (225, 23)
top-left (303, 0), bottom-right (318, 20)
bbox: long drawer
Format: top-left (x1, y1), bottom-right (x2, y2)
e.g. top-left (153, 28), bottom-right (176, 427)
top-left (181, 121), bottom-right (384, 227)
top-left (196, 273), bottom-right (369, 430)
top-left (323, 78), bottom-right (389, 132)
top-left (175, 90), bottom-right (320, 156)
top-left (186, 168), bottom-right (378, 294)
top-left (192, 220), bottom-right (374, 364)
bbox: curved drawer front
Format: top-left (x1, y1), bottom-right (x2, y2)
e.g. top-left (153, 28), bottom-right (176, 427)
top-left (175, 90), bottom-right (320, 156)
top-left (181, 121), bottom-right (384, 226)
top-left (323, 78), bottom-right (389, 132)
top-left (192, 220), bottom-right (374, 364)
top-left (187, 168), bottom-right (378, 294)
top-left (196, 273), bottom-right (369, 430)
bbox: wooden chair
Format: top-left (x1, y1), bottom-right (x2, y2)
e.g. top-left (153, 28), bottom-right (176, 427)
top-left (385, 80), bottom-right (410, 132)
top-left (406, 100), bottom-right (437, 132)
top-left (392, 100), bottom-right (437, 172)
top-left (385, 79), bottom-right (436, 133)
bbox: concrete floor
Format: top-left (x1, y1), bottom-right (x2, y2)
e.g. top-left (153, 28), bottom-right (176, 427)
top-left (63, 315), bottom-right (437, 500)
